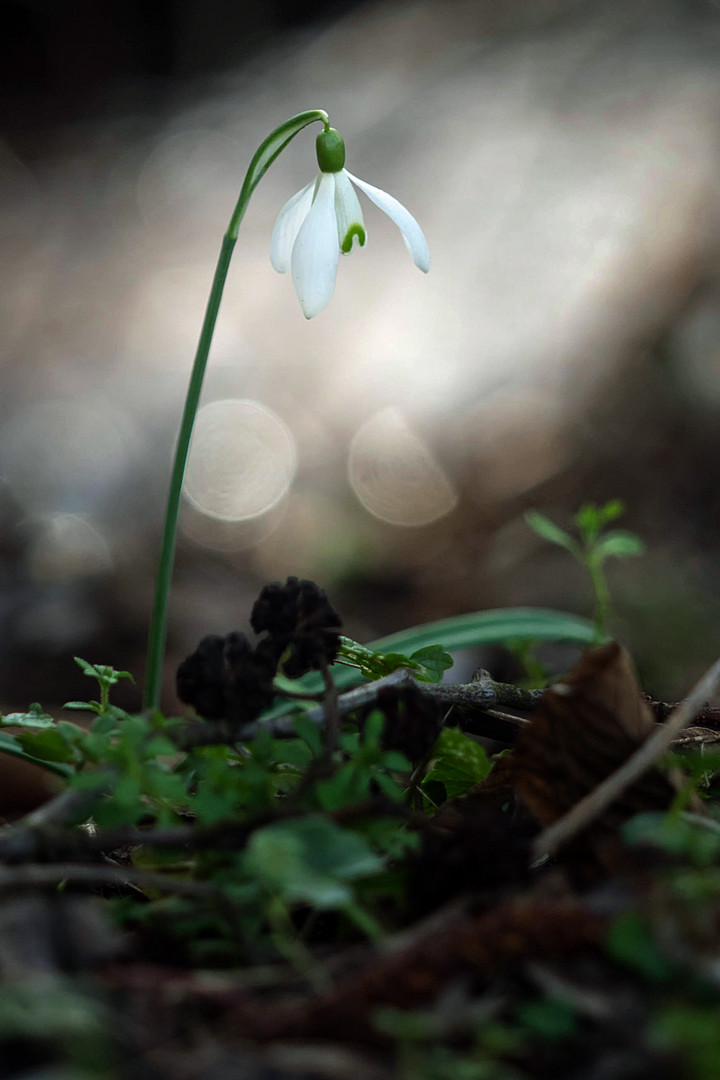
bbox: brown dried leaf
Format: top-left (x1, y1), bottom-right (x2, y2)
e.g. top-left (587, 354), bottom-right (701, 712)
top-left (512, 642), bottom-right (682, 834)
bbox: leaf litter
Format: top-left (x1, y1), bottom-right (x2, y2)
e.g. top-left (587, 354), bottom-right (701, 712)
top-left (4, 636), bottom-right (720, 1078)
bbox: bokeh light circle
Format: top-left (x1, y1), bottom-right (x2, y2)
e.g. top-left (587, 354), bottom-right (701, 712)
top-left (182, 399), bottom-right (296, 522)
top-left (348, 408), bottom-right (457, 527)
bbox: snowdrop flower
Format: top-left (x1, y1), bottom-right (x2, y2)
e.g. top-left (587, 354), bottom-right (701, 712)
top-left (270, 127), bottom-right (429, 318)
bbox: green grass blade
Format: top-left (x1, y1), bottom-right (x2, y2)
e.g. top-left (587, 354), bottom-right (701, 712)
top-left (259, 607), bottom-right (598, 720)
top-left (365, 607), bottom-right (598, 659)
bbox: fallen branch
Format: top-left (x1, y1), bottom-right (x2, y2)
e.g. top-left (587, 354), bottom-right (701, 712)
top-left (0, 862), bottom-right (221, 897)
top-left (0, 798), bottom-right (419, 866)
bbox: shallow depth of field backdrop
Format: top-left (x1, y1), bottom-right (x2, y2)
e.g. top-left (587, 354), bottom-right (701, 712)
top-left (2, 0), bottom-right (720, 711)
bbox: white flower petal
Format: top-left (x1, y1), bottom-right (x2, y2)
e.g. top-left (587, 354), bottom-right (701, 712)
top-left (291, 172), bottom-right (340, 319)
top-left (270, 180), bottom-right (315, 273)
top-left (346, 171), bottom-right (429, 273)
top-left (334, 170), bottom-right (366, 254)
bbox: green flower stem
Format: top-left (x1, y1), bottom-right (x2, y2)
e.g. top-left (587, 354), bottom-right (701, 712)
top-left (143, 109), bottom-right (329, 711)
top-left (143, 234), bottom-right (235, 711)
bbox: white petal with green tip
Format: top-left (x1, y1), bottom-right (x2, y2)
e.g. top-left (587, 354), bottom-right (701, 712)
top-left (346, 171), bottom-right (429, 273)
top-left (270, 180), bottom-right (315, 273)
top-left (291, 172), bottom-right (340, 319)
top-left (334, 170), bottom-right (366, 254)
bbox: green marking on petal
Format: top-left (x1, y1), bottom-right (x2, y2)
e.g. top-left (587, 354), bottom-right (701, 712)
top-left (341, 224), bottom-right (366, 254)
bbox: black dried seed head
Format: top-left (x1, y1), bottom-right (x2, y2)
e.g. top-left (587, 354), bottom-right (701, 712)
top-left (176, 631), bottom-right (278, 725)
top-left (176, 634), bottom-right (227, 720)
top-left (249, 634), bottom-right (283, 677)
top-left (373, 684), bottom-right (444, 762)
top-left (250, 576), bottom-right (342, 678)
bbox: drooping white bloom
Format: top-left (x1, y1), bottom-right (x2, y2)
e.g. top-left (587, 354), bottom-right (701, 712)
top-left (270, 127), bottom-right (429, 318)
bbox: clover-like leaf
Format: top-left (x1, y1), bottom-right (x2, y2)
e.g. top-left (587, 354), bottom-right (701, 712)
top-left (424, 728), bottom-right (492, 799)
top-left (408, 644), bottom-right (453, 683)
top-left (244, 815), bottom-right (382, 909)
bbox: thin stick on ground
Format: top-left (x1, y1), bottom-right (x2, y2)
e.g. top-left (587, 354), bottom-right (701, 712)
top-left (533, 654), bottom-right (720, 860)
top-left (0, 862), bottom-right (222, 897)
top-left (319, 656), bottom-right (340, 753)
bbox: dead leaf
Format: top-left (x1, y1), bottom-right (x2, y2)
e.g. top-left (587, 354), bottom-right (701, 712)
top-left (512, 642), bottom-right (684, 836)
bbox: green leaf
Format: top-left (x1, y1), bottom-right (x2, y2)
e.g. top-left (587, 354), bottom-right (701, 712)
top-left (575, 500), bottom-right (625, 544)
top-left (143, 736), bottom-right (178, 758)
top-left (17, 728), bottom-right (79, 765)
top-left (380, 750), bottom-right (413, 773)
top-left (293, 712), bottom-right (323, 756)
top-left (606, 911), bottom-right (677, 983)
top-left (74, 658), bottom-right (134, 685)
top-left (244, 815), bottom-right (383, 909)
top-left (525, 511), bottom-right (579, 555)
top-left (271, 738), bottom-right (313, 771)
top-left (0, 703), bottom-right (54, 728)
top-left (71, 769), bottom-right (116, 791)
top-left (372, 770), bottom-right (406, 802)
top-left (93, 794), bottom-right (145, 828)
top-left (369, 651), bottom-right (420, 676)
top-left (315, 763), bottom-right (370, 810)
top-left (591, 530), bottom-right (646, 562)
top-left (339, 639), bottom-right (452, 685)
top-left (337, 638), bottom-right (419, 681)
top-left (408, 644), bottom-right (454, 683)
top-left (623, 811), bottom-right (720, 868)
top-left (192, 785), bottom-right (239, 824)
top-left (516, 998), bottom-right (577, 1040)
top-left (587, 498), bottom-right (624, 528)
top-left (0, 732), bottom-right (21, 754)
top-left (112, 774), bottom-right (143, 809)
top-left (0, 729), bottom-right (74, 779)
top-left (363, 710), bottom-right (385, 747)
top-left (651, 1005), bottom-right (720, 1076)
top-left (424, 728), bottom-right (492, 799)
top-left (91, 713), bottom-right (117, 735)
top-left (366, 607), bottom-right (598, 660)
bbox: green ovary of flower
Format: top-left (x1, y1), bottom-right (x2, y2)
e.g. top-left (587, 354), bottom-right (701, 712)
top-left (316, 128), bottom-right (346, 172)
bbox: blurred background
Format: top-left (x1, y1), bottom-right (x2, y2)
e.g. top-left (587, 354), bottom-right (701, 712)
top-left (2, 0), bottom-right (720, 711)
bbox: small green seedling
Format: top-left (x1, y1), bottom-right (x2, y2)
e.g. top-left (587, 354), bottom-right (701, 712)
top-left (64, 658), bottom-right (135, 716)
top-left (525, 499), bottom-right (645, 638)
